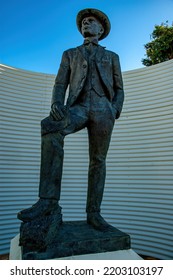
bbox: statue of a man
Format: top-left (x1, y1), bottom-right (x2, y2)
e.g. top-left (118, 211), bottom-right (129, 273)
top-left (18, 8), bottom-right (124, 230)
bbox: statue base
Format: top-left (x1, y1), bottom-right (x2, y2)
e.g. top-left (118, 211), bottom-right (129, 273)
top-left (19, 220), bottom-right (130, 260)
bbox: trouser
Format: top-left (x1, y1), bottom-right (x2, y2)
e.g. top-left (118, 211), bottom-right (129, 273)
top-left (39, 95), bottom-right (115, 213)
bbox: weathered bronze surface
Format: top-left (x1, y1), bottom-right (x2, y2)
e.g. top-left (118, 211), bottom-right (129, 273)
top-left (22, 221), bottom-right (130, 260)
top-left (18, 8), bottom-right (126, 259)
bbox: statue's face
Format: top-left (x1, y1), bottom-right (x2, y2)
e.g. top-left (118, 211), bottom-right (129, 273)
top-left (81, 16), bottom-right (104, 38)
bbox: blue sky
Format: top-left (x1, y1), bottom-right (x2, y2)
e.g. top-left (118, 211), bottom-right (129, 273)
top-left (1, 0), bottom-right (173, 73)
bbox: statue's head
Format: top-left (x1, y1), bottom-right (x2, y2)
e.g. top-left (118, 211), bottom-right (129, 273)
top-left (76, 8), bottom-right (111, 40)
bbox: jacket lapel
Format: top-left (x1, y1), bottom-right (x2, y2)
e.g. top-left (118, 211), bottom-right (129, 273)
top-left (95, 45), bottom-right (106, 62)
top-left (77, 45), bottom-right (88, 61)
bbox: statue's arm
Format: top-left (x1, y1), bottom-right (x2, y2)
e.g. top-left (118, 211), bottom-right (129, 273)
top-left (51, 51), bottom-right (70, 120)
top-left (112, 54), bottom-right (124, 119)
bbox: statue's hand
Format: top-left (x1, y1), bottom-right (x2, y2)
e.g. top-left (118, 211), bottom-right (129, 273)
top-left (50, 103), bottom-right (66, 121)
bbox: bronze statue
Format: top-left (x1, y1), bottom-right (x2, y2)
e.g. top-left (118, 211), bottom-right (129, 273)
top-left (18, 8), bottom-right (124, 231)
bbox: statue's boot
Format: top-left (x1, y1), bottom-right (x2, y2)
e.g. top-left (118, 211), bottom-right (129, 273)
top-left (17, 198), bottom-right (61, 222)
top-left (87, 212), bottom-right (113, 230)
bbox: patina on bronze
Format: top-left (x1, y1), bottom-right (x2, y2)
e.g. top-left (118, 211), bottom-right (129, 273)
top-left (17, 8), bottom-right (126, 257)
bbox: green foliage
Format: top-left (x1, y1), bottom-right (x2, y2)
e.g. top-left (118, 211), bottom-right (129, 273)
top-left (142, 21), bottom-right (173, 66)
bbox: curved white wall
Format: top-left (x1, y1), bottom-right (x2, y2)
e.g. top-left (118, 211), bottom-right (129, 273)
top-left (0, 60), bottom-right (173, 259)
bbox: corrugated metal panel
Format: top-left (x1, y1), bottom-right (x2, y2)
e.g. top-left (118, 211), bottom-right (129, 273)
top-left (0, 60), bottom-right (173, 259)
top-left (0, 64), bottom-right (54, 254)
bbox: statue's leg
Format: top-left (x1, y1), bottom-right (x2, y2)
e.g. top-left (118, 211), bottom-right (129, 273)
top-left (18, 105), bottom-right (88, 222)
top-left (86, 100), bottom-right (115, 229)
top-left (86, 123), bottom-right (113, 213)
top-left (17, 131), bottom-right (64, 222)
top-left (39, 132), bottom-right (64, 200)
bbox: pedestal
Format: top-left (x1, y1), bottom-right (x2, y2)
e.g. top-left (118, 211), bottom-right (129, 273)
top-left (12, 220), bottom-right (131, 260)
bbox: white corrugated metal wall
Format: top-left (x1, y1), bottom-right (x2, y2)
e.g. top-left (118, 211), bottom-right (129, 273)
top-left (0, 60), bottom-right (173, 259)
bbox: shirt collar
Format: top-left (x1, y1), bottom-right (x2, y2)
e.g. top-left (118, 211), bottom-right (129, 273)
top-left (83, 38), bottom-right (99, 46)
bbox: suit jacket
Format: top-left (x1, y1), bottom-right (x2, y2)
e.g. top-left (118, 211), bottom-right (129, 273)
top-left (51, 44), bottom-right (124, 119)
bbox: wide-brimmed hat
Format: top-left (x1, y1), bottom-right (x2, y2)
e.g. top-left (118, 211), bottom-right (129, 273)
top-left (76, 8), bottom-right (111, 40)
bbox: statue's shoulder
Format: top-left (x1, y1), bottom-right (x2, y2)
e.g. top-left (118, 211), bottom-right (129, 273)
top-left (61, 47), bottom-right (81, 60)
top-left (63, 46), bottom-right (81, 55)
